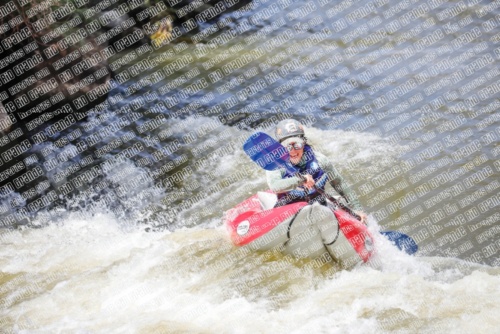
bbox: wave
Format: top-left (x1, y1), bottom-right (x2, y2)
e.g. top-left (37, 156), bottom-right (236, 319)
top-left (1, 211), bottom-right (499, 333)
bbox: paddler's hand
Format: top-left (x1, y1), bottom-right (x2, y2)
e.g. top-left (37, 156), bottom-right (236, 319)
top-left (354, 211), bottom-right (368, 225)
top-left (302, 174), bottom-right (315, 189)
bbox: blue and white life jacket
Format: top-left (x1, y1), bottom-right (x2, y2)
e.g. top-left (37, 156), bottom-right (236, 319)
top-left (276, 146), bottom-right (328, 206)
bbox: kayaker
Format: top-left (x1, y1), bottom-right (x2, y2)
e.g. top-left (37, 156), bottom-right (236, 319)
top-left (266, 119), bottom-right (368, 224)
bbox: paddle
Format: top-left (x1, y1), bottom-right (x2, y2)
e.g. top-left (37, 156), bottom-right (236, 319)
top-left (243, 132), bottom-right (361, 218)
top-left (243, 132), bottom-right (418, 255)
top-left (380, 231), bottom-right (418, 255)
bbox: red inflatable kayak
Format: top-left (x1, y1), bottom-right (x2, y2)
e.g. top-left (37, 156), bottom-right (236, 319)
top-left (224, 191), bottom-right (374, 265)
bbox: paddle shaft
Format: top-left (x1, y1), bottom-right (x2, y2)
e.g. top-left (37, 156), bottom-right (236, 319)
top-left (294, 173), bottom-right (362, 221)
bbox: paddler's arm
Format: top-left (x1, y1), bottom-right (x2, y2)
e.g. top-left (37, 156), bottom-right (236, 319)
top-left (316, 153), bottom-right (362, 211)
top-left (266, 169), bottom-right (302, 193)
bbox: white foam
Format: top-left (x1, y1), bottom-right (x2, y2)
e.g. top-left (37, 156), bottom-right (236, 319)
top-left (1, 214), bottom-right (499, 332)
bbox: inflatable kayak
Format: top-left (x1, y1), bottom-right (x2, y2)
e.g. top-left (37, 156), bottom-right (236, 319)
top-left (224, 191), bottom-right (375, 269)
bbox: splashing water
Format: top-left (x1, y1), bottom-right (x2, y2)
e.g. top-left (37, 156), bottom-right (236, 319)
top-left (1, 210), bottom-right (499, 333)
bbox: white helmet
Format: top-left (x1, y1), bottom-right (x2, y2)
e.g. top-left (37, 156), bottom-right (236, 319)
top-left (275, 119), bottom-right (305, 142)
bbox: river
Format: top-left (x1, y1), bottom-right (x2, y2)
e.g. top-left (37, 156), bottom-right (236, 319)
top-left (1, 0), bottom-right (499, 332)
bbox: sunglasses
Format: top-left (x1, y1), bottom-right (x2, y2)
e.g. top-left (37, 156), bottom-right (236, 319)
top-left (285, 141), bottom-right (305, 151)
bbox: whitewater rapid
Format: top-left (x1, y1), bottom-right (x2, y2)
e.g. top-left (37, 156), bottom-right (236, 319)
top-left (1, 121), bottom-right (499, 333)
top-left (1, 212), bottom-right (499, 333)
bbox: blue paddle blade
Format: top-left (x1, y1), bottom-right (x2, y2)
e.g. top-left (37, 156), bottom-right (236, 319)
top-left (243, 132), bottom-right (297, 174)
top-left (380, 231), bottom-right (418, 255)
